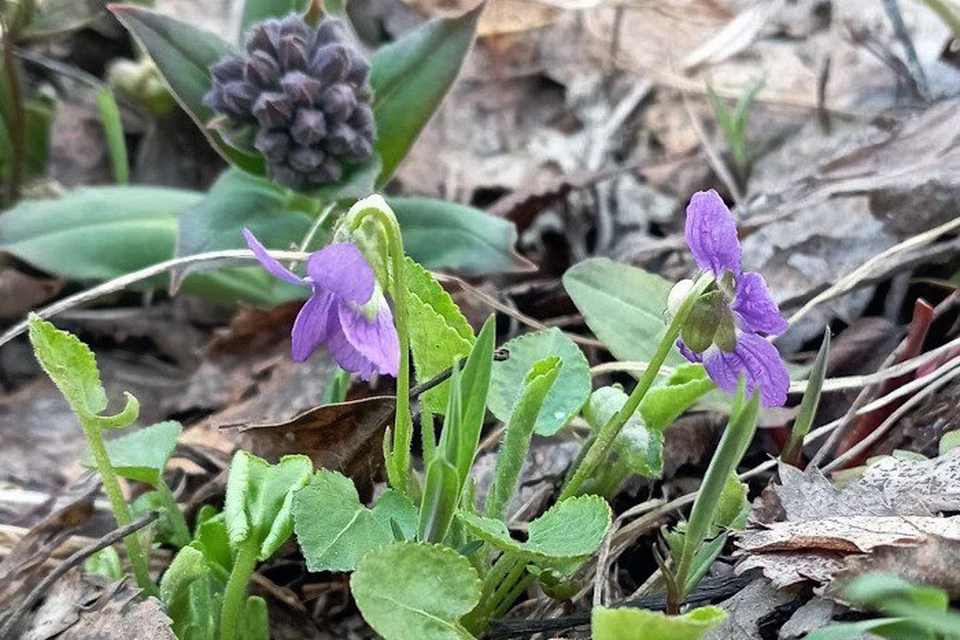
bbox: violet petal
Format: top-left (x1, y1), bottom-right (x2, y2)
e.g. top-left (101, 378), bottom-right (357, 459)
top-left (337, 302), bottom-right (400, 378)
top-left (306, 243), bottom-right (375, 305)
top-left (325, 316), bottom-right (378, 380)
top-left (732, 271), bottom-right (788, 336)
top-left (243, 228), bottom-right (306, 286)
top-left (291, 290), bottom-right (335, 362)
top-left (701, 332), bottom-right (789, 407)
top-left (685, 189), bottom-right (742, 276)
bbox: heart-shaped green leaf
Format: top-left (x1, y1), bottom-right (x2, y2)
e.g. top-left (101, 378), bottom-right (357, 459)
top-left (563, 257), bottom-right (683, 366)
top-left (459, 495), bottom-right (611, 563)
top-left (370, 5), bottom-right (482, 184)
top-left (224, 451), bottom-right (312, 560)
top-left (352, 542), bottom-right (481, 640)
top-left (488, 328), bottom-right (590, 436)
top-left (293, 469), bottom-right (408, 572)
top-left (87, 420), bottom-right (182, 486)
top-left (591, 605), bottom-right (726, 640)
top-left (405, 257), bottom-right (475, 413)
top-left (109, 5), bottom-right (265, 174)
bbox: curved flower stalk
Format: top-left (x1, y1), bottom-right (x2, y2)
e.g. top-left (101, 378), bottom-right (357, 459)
top-left (673, 190), bottom-right (789, 407)
top-left (243, 229), bottom-right (399, 379)
top-left (560, 190), bottom-right (789, 500)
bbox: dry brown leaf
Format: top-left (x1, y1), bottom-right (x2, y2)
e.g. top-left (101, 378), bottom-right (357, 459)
top-left (0, 475), bottom-right (99, 609)
top-left (832, 535), bottom-right (960, 600)
top-left (738, 516), bottom-right (960, 555)
top-left (24, 572), bottom-right (174, 640)
top-left (235, 396), bottom-right (395, 496)
top-left (737, 452), bottom-right (960, 590)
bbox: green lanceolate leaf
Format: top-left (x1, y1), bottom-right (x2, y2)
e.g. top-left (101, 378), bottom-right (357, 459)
top-left (488, 328), bottom-right (590, 436)
top-left (563, 258), bottom-right (684, 366)
top-left (452, 316), bottom-right (495, 489)
top-left (109, 6), bottom-right (265, 174)
top-left (370, 5), bottom-right (482, 184)
top-left (783, 328), bottom-right (829, 466)
top-left (405, 257), bottom-right (475, 413)
top-left (418, 457), bottom-right (460, 544)
top-left (388, 198), bottom-right (529, 276)
top-left (459, 495), bottom-right (611, 564)
top-left (485, 356), bottom-right (562, 520)
top-left (224, 451), bottom-right (312, 560)
top-left (0, 186), bottom-right (306, 305)
top-left (639, 364), bottom-right (715, 433)
top-left (172, 168), bottom-right (317, 286)
top-left (584, 386), bottom-right (663, 479)
top-left (27, 315), bottom-right (108, 416)
top-left (239, 0), bottom-right (310, 36)
top-left (351, 542), bottom-right (481, 640)
top-left (87, 420), bottom-right (182, 485)
top-left (293, 469), bottom-right (396, 572)
top-left (591, 605), bottom-right (726, 640)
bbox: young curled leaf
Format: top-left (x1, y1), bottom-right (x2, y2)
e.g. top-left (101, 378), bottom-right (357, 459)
top-left (224, 451), bottom-right (312, 560)
top-left (485, 355), bottom-right (562, 520)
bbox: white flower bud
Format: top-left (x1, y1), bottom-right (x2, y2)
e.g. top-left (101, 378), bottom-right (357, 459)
top-left (667, 278), bottom-right (695, 317)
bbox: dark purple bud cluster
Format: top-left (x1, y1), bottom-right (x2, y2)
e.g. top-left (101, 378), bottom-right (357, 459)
top-left (204, 15), bottom-right (376, 190)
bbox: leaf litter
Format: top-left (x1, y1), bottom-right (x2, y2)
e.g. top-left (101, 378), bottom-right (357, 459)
top-left (3, 0), bottom-right (960, 638)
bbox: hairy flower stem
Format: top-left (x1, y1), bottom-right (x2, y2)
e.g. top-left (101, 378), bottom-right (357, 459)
top-left (219, 538), bottom-right (259, 640)
top-left (669, 385), bottom-right (759, 614)
top-left (81, 418), bottom-right (157, 597)
top-left (466, 553), bottom-right (524, 634)
top-left (491, 573), bottom-right (534, 620)
top-left (351, 207), bottom-right (412, 493)
top-left (559, 274), bottom-right (714, 501)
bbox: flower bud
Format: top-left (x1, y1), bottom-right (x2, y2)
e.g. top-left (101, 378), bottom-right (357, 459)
top-left (204, 14), bottom-right (376, 191)
top-left (667, 279), bottom-right (695, 318)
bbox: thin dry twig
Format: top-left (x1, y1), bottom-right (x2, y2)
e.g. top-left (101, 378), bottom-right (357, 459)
top-left (786, 216), bottom-right (960, 328)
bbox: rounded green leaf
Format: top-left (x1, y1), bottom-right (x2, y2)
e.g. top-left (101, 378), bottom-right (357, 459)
top-left (591, 605), bottom-right (727, 640)
top-left (459, 495), bottom-right (611, 563)
top-left (370, 6), bottom-right (482, 185)
top-left (352, 542), bottom-right (481, 640)
top-left (488, 328), bottom-right (590, 435)
top-left (88, 420), bottom-right (183, 485)
top-left (293, 469), bottom-right (394, 573)
top-left (563, 258), bottom-right (684, 366)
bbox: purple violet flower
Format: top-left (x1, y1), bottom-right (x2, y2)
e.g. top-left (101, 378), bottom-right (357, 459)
top-left (243, 229), bottom-right (399, 380)
top-left (675, 190), bottom-right (789, 407)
